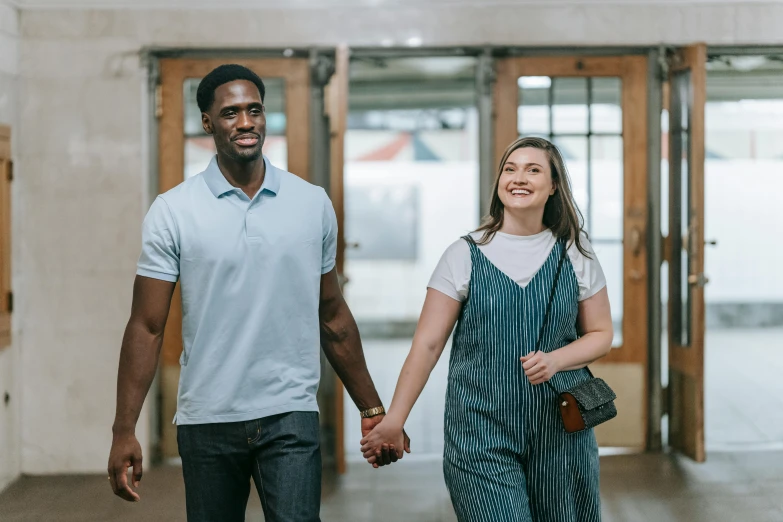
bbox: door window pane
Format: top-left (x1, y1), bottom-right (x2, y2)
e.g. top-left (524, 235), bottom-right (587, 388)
top-left (345, 185), bottom-right (418, 261)
top-left (553, 77), bottom-right (588, 134)
top-left (661, 108), bottom-right (670, 237)
top-left (518, 76), bottom-right (551, 136)
top-left (670, 70), bottom-right (693, 347)
top-left (591, 136), bottom-right (623, 240)
top-left (517, 74), bottom-right (625, 348)
top-left (591, 77), bottom-right (622, 134)
top-left (344, 57), bottom-right (480, 326)
top-left (553, 136), bottom-right (589, 224)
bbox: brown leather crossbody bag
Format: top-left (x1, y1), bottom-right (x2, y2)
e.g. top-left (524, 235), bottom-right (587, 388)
top-left (532, 241), bottom-right (617, 434)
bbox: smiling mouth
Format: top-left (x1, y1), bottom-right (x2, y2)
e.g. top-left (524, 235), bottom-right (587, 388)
top-left (510, 189), bottom-right (531, 196)
top-left (234, 135), bottom-right (259, 147)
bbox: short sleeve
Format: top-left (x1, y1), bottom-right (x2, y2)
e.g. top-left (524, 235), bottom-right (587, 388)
top-left (136, 196), bottom-right (180, 283)
top-left (427, 239), bottom-right (472, 302)
top-left (321, 190), bottom-right (338, 274)
top-left (567, 234), bottom-right (607, 301)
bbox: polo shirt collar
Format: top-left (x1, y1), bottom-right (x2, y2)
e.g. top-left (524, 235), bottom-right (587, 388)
top-left (203, 155), bottom-right (280, 198)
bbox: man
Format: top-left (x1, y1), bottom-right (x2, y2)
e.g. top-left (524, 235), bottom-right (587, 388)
top-left (107, 64), bottom-right (409, 521)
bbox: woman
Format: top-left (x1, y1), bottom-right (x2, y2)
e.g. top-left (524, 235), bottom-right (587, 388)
top-left (360, 137), bottom-right (613, 521)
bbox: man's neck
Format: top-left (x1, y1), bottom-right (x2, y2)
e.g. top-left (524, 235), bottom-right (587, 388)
top-left (216, 153), bottom-right (266, 199)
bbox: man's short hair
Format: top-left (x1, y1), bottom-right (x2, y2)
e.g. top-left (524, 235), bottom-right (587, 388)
top-left (196, 64), bottom-right (266, 113)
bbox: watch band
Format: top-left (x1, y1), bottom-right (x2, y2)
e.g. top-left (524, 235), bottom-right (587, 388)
top-left (359, 406), bottom-right (386, 418)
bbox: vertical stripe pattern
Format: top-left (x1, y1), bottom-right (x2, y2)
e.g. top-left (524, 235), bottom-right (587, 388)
top-left (443, 239), bottom-right (601, 522)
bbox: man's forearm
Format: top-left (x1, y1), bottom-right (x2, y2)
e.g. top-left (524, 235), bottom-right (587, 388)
top-left (320, 306), bottom-right (382, 412)
top-left (112, 321), bottom-right (164, 435)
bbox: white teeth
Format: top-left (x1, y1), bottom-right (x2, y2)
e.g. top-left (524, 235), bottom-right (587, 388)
top-left (511, 189), bottom-right (531, 195)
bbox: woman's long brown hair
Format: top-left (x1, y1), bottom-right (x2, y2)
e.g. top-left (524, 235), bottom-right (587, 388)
top-left (475, 136), bottom-right (590, 257)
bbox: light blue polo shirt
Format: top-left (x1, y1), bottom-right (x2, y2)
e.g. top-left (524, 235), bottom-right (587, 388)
top-left (137, 155), bottom-right (337, 425)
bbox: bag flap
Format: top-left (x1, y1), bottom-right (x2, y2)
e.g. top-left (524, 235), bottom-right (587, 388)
top-left (568, 378), bottom-right (616, 410)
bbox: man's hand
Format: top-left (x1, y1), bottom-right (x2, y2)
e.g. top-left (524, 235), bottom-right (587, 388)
top-left (107, 432), bottom-right (143, 502)
top-left (360, 415), bottom-right (411, 468)
top-left (360, 415), bottom-right (395, 467)
top-left (109, 276), bottom-right (174, 502)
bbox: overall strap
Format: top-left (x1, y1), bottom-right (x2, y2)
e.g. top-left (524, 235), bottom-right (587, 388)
top-left (461, 234), bottom-right (479, 258)
top-left (531, 239), bottom-right (568, 395)
top-left (534, 240), bottom-right (569, 355)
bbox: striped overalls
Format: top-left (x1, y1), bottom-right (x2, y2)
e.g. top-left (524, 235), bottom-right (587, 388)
top-left (443, 238), bottom-right (601, 522)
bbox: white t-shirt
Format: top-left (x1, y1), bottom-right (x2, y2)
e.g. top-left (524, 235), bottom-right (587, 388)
top-left (427, 229), bottom-right (606, 303)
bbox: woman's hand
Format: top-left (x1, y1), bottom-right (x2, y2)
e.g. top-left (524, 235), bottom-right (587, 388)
top-left (360, 417), bottom-right (410, 468)
top-left (520, 351), bottom-right (562, 385)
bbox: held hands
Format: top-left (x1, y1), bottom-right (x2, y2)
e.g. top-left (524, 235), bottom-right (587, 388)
top-left (520, 351), bottom-right (562, 385)
top-left (360, 415), bottom-right (411, 468)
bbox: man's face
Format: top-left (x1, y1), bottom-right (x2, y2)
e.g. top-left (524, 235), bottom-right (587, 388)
top-left (202, 80), bottom-right (266, 163)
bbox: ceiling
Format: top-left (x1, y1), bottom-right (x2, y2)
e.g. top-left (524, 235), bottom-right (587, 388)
top-left (8, 0), bottom-right (760, 9)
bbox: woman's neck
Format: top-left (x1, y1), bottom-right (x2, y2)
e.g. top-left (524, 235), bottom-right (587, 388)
top-left (499, 208), bottom-right (546, 236)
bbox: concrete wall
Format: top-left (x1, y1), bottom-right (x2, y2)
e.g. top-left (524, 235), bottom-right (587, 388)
top-left (0, 0), bottom-right (19, 493)
top-left (17, 8), bottom-right (147, 476)
top-left (13, 2), bottom-right (783, 475)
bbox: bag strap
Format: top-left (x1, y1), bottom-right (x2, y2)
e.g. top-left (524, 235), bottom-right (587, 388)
top-left (531, 240), bottom-right (568, 396)
top-left (534, 240), bottom-right (568, 355)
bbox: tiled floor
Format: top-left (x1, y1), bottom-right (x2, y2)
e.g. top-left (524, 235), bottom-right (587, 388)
top-left (2, 452), bottom-right (783, 521)
top-left (3, 328), bottom-right (783, 521)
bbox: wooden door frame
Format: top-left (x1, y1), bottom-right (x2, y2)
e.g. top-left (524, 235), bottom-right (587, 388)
top-left (494, 55), bottom-right (650, 448)
top-left (325, 45), bottom-right (349, 475)
top-left (666, 43), bottom-right (707, 462)
top-left (156, 57), bottom-right (311, 458)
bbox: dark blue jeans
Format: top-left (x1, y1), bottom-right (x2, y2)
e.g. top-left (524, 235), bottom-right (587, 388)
top-left (177, 411), bottom-right (321, 522)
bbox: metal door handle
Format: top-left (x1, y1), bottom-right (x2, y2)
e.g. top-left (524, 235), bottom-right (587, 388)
top-left (688, 273), bottom-right (709, 287)
top-left (629, 227), bottom-right (643, 256)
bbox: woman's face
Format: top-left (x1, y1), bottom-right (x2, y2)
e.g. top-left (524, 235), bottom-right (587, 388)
top-left (497, 147), bottom-right (557, 213)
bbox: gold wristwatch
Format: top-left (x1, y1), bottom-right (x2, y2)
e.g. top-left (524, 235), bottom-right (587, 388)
top-left (359, 406), bottom-right (386, 418)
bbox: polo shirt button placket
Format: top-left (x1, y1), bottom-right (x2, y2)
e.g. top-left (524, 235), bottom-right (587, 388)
top-left (246, 201), bottom-right (263, 239)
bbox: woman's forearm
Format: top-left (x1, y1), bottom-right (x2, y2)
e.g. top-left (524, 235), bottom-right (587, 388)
top-left (384, 343), bottom-right (443, 429)
top-left (552, 331), bottom-right (613, 372)
top-left (381, 289), bottom-right (462, 430)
